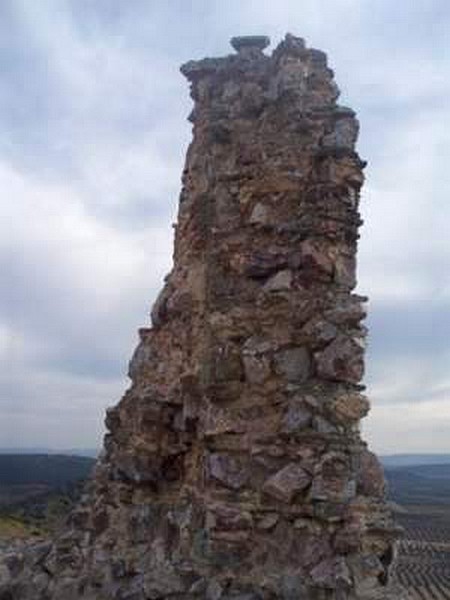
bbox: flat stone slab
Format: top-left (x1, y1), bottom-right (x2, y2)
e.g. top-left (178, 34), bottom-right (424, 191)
top-left (230, 36), bottom-right (270, 52)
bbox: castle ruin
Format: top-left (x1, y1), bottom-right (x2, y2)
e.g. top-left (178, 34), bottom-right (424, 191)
top-left (0, 34), bottom-right (403, 600)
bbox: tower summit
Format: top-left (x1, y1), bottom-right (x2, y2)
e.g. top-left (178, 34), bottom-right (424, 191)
top-left (230, 35), bottom-right (271, 53)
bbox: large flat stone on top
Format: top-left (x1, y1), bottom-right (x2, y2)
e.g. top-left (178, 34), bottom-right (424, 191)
top-left (230, 36), bottom-right (270, 52)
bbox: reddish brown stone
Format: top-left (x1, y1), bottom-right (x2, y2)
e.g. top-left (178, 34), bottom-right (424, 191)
top-left (315, 335), bottom-right (364, 383)
top-left (356, 449), bottom-right (387, 499)
top-left (263, 463), bottom-right (312, 502)
top-left (330, 393), bottom-right (370, 423)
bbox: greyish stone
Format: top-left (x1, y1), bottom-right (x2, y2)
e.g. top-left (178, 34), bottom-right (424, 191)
top-left (256, 513), bottom-right (279, 530)
top-left (302, 318), bottom-right (338, 348)
top-left (282, 400), bottom-right (312, 433)
top-left (242, 335), bottom-right (272, 384)
top-left (230, 36), bottom-right (270, 53)
top-left (128, 341), bottom-right (155, 380)
top-left (263, 270), bottom-right (292, 292)
top-left (314, 415), bottom-right (339, 434)
top-left (0, 564), bottom-right (10, 585)
top-left (249, 202), bottom-right (270, 225)
top-left (335, 253), bottom-right (357, 288)
top-left (274, 347), bottom-right (311, 382)
top-left (310, 557), bottom-right (352, 589)
top-left (322, 117), bottom-right (359, 151)
top-left (208, 453), bottom-right (249, 490)
top-left (206, 579), bottom-right (223, 600)
top-left (242, 353), bottom-right (272, 384)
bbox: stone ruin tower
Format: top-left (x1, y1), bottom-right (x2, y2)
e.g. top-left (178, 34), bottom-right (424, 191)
top-left (1, 35), bottom-right (404, 600)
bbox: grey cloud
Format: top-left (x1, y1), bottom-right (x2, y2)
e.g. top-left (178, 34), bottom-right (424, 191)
top-left (367, 304), bottom-right (449, 359)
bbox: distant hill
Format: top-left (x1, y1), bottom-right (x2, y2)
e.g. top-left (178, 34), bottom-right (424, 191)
top-left (0, 454), bottom-right (95, 488)
top-left (385, 463), bottom-right (450, 505)
top-left (0, 454), bottom-right (96, 535)
top-left (1, 452), bottom-right (449, 506)
top-left (0, 448), bottom-right (99, 458)
top-left (381, 454), bottom-right (450, 467)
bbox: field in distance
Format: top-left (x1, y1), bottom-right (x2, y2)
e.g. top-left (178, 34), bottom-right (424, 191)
top-left (385, 463), bottom-right (450, 600)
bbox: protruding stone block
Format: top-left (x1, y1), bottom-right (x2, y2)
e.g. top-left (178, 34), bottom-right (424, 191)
top-left (263, 463), bottom-right (312, 502)
top-left (230, 35), bottom-right (270, 53)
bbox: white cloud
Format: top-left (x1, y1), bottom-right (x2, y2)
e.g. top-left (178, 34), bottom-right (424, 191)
top-left (365, 395), bottom-right (450, 454)
top-left (367, 354), bottom-right (450, 406)
top-left (357, 100), bottom-right (450, 306)
top-left (0, 366), bottom-right (123, 448)
top-left (2, 160), bottom-right (173, 445)
top-left (2, 1), bottom-right (449, 452)
top-left (363, 353), bottom-right (450, 453)
top-left (1, 161), bottom-right (172, 310)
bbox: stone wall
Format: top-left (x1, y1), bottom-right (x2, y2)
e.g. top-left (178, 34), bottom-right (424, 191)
top-left (0, 35), bottom-right (404, 600)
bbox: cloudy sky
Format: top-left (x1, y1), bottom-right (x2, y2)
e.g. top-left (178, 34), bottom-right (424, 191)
top-left (2, 0), bottom-right (449, 454)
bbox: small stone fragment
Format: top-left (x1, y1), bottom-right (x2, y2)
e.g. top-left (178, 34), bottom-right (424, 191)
top-left (242, 353), bottom-right (272, 384)
top-left (330, 393), bottom-right (370, 423)
top-left (206, 579), bottom-right (223, 600)
top-left (249, 202), bottom-right (270, 225)
top-left (282, 400), bottom-right (312, 433)
top-left (315, 335), bottom-right (364, 383)
top-left (310, 557), bottom-right (352, 589)
top-left (263, 269), bottom-right (292, 292)
top-left (300, 240), bottom-right (334, 278)
top-left (257, 513), bottom-right (279, 530)
top-left (230, 35), bottom-right (271, 53)
top-left (322, 118), bottom-right (359, 151)
top-left (335, 254), bottom-right (357, 289)
top-left (314, 415), bottom-right (339, 434)
top-left (274, 347), bottom-right (311, 382)
top-left (325, 297), bottom-right (367, 325)
top-left (311, 453), bottom-right (355, 502)
top-left (302, 318), bottom-right (338, 348)
top-left (208, 453), bottom-right (249, 490)
top-left (356, 449), bottom-right (386, 498)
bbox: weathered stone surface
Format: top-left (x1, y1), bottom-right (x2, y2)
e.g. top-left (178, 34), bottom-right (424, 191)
top-left (263, 269), bottom-right (292, 292)
top-left (357, 449), bottom-right (387, 499)
top-left (315, 335), bottom-right (365, 383)
top-left (311, 452), bottom-right (356, 502)
top-left (330, 392), bottom-right (370, 423)
top-left (310, 556), bottom-right (352, 589)
top-left (0, 33), bottom-right (403, 600)
top-left (208, 453), bottom-right (249, 490)
top-left (263, 463), bottom-right (312, 502)
top-left (248, 202), bottom-right (270, 225)
top-left (282, 399), bottom-right (313, 434)
top-left (230, 35), bottom-right (270, 53)
top-left (302, 318), bottom-right (338, 349)
top-left (274, 347), bottom-right (311, 382)
top-left (242, 336), bottom-right (272, 384)
top-left (323, 117), bottom-right (359, 151)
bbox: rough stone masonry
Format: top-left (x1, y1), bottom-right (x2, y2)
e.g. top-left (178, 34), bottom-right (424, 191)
top-left (0, 35), bottom-right (405, 600)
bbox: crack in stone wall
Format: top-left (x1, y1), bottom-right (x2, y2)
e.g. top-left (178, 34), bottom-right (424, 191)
top-left (0, 34), bottom-right (405, 600)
